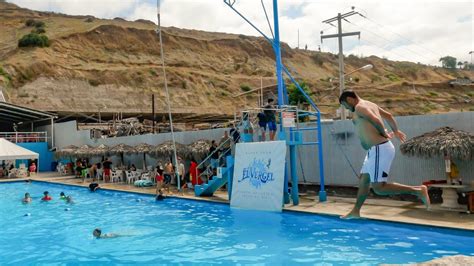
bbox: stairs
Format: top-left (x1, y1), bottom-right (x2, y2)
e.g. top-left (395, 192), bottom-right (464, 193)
top-left (194, 156), bottom-right (234, 197)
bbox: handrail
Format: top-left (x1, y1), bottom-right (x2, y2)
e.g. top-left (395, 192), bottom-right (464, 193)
top-left (196, 136), bottom-right (233, 176)
top-left (0, 131), bottom-right (48, 143)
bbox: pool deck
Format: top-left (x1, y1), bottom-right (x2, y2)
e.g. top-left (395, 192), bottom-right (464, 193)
top-left (2, 172), bottom-right (474, 231)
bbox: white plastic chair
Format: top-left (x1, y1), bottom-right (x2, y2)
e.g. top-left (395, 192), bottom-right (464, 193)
top-left (96, 169), bottom-right (103, 181)
top-left (126, 171), bottom-right (137, 184)
top-left (141, 172), bottom-right (151, 182)
top-left (110, 170), bottom-right (122, 183)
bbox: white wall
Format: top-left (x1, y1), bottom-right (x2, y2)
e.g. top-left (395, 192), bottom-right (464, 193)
top-left (53, 112), bottom-right (474, 186)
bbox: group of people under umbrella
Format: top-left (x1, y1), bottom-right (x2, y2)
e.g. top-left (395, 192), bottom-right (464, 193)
top-left (55, 140), bottom-right (218, 192)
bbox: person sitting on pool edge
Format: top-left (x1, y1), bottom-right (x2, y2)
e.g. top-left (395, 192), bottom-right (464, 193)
top-left (41, 191), bottom-right (52, 201)
top-left (22, 192), bottom-right (32, 203)
top-left (92, 228), bottom-right (119, 239)
top-left (155, 189), bottom-right (166, 201)
top-left (89, 178), bottom-right (100, 192)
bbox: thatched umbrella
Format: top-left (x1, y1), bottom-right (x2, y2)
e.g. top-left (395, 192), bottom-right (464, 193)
top-left (153, 140), bottom-right (188, 159)
top-left (187, 139), bottom-right (211, 161)
top-left (74, 144), bottom-right (95, 157)
top-left (90, 144), bottom-right (109, 156)
top-left (55, 145), bottom-right (78, 158)
top-left (400, 127), bottom-right (474, 160)
top-left (109, 143), bottom-right (135, 166)
top-left (134, 143), bottom-right (155, 169)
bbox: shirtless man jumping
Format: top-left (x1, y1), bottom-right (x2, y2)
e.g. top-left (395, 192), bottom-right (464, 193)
top-left (339, 91), bottom-right (430, 219)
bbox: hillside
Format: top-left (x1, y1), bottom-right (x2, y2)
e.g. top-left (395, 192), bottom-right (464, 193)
top-left (0, 1), bottom-right (473, 123)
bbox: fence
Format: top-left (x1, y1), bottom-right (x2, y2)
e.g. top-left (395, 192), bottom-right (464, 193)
top-left (0, 132), bottom-right (48, 143)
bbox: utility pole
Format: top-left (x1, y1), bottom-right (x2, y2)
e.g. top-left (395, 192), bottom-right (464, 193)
top-left (321, 10), bottom-right (361, 120)
top-left (297, 28), bottom-right (300, 49)
top-left (470, 51), bottom-right (473, 70)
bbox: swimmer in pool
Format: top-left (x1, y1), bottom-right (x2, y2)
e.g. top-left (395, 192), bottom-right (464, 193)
top-left (59, 192), bottom-right (67, 200)
top-left (92, 228), bottom-right (120, 239)
top-left (155, 189), bottom-right (166, 201)
top-left (65, 195), bottom-right (74, 204)
top-left (22, 192), bottom-right (32, 203)
top-left (41, 191), bottom-right (52, 201)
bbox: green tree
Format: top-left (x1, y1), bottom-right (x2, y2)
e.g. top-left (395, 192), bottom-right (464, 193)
top-left (439, 56), bottom-right (457, 69)
top-left (457, 61), bottom-right (464, 69)
top-left (287, 81), bottom-right (312, 106)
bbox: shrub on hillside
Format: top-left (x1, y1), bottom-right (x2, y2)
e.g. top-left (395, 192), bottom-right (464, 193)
top-left (32, 27), bottom-right (46, 34)
top-left (18, 33), bottom-right (50, 48)
top-left (311, 53), bottom-right (324, 66)
top-left (25, 19), bottom-right (36, 27)
top-left (240, 84), bottom-right (251, 92)
top-left (385, 73), bottom-right (400, 82)
top-left (25, 19), bottom-right (45, 28)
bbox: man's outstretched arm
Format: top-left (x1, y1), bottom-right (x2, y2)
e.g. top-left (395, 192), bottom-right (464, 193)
top-left (379, 107), bottom-right (406, 142)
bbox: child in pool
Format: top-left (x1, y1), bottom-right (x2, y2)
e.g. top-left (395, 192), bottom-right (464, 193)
top-left (92, 228), bottom-right (120, 239)
top-left (41, 191), bottom-right (52, 201)
top-left (22, 192), bottom-right (32, 203)
top-left (59, 192), bottom-right (67, 200)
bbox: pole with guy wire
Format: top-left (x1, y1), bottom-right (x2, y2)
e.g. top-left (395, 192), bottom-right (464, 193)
top-left (156, 0), bottom-right (181, 191)
top-left (321, 9), bottom-right (361, 120)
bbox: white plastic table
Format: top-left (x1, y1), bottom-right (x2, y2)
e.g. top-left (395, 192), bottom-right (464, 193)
top-left (429, 184), bottom-right (466, 209)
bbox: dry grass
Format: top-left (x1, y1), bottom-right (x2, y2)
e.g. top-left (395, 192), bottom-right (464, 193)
top-left (1, 1), bottom-right (473, 119)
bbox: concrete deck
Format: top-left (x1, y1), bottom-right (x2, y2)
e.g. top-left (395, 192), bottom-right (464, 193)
top-left (2, 172), bottom-right (473, 231)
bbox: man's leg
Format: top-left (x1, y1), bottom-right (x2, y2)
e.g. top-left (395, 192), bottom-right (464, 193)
top-left (372, 182), bottom-right (430, 208)
top-left (341, 173), bottom-right (371, 219)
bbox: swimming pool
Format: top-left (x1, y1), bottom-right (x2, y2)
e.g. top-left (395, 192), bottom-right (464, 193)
top-left (1, 181), bottom-right (473, 265)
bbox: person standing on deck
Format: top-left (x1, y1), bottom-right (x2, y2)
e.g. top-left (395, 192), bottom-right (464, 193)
top-left (264, 99), bottom-right (277, 140)
top-left (338, 91), bottom-right (430, 219)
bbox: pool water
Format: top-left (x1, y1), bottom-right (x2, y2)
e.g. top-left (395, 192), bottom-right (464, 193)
top-left (1, 181), bottom-right (473, 265)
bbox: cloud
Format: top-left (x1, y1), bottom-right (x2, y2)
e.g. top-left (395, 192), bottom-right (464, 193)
top-left (7, 0), bottom-right (473, 65)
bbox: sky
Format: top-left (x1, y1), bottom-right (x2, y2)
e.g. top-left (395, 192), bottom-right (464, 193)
top-left (8, 0), bottom-right (474, 66)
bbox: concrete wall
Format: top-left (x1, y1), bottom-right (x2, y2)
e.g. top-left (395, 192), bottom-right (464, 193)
top-left (52, 112), bottom-right (474, 186)
top-left (296, 111), bottom-right (474, 186)
top-left (16, 142), bottom-right (54, 172)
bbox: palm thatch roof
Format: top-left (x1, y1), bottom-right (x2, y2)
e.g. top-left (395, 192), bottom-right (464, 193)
top-left (153, 140), bottom-right (188, 157)
top-left (187, 139), bottom-right (211, 160)
top-left (90, 144), bottom-right (109, 156)
top-left (400, 127), bottom-right (474, 160)
top-left (55, 145), bottom-right (78, 157)
top-left (109, 143), bottom-right (135, 154)
top-left (74, 144), bottom-right (95, 156)
top-left (133, 143), bottom-right (155, 154)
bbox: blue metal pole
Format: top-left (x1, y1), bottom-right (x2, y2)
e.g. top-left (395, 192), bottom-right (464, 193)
top-left (272, 0), bottom-right (290, 205)
top-left (226, 155), bottom-right (234, 200)
top-left (289, 141), bottom-right (299, 205)
top-left (272, 0), bottom-right (284, 122)
top-left (317, 112), bottom-right (327, 202)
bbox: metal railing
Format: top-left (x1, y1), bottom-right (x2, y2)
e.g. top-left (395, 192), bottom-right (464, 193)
top-left (196, 136), bottom-right (233, 184)
top-left (0, 132), bottom-right (48, 143)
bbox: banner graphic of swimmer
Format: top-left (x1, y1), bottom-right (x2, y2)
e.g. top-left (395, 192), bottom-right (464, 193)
top-left (231, 141), bottom-right (286, 212)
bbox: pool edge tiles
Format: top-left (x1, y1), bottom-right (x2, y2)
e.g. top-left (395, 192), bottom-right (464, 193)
top-left (4, 178), bottom-right (474, 231)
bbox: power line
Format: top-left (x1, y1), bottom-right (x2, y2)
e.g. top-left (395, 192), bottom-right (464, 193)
top-left (346, 20), bottom-right (436, 63)
top-left (354, 7), bottom-right (444, 58)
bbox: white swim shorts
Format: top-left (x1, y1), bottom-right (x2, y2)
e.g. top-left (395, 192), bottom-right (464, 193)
top-left (360, 140), bottom-right (395, 183)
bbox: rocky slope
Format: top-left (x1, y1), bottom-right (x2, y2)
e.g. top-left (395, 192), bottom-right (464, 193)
top-left (0, 1), bottom-right (472, 123)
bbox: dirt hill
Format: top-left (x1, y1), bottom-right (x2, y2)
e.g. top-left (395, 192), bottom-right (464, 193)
top-left (0, 1), bottom-right (472, 123)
